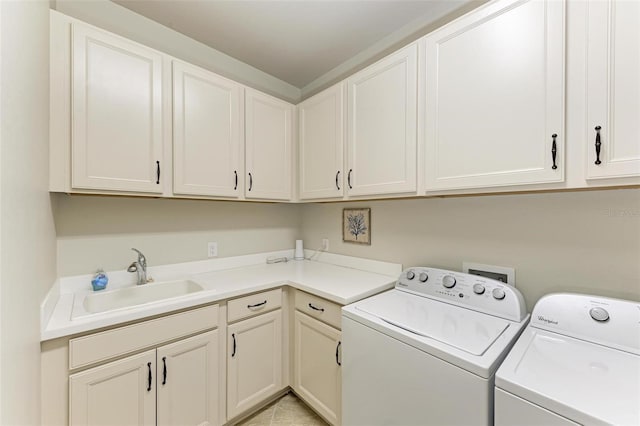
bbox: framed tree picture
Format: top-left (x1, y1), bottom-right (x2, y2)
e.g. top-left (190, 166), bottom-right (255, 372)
top-left (343, 208), bottom-right (371, 245)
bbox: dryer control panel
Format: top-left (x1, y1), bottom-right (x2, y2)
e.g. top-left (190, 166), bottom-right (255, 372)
top-left (531, 293), bottom-right (640, 355)
top-left (396, 267), bottom-right (527, 322)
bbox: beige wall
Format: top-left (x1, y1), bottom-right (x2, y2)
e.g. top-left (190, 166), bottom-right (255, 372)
top-left (301, 189), bottom-right (640, 310)
top-left (0, 0), bottom-right (57, 423)
top-left (54, 195), bottom-right (302, 276)
top-left (55, 189), bottom-right (640, 310)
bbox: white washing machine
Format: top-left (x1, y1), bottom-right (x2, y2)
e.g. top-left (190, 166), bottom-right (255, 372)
top-left (495, 293), bottom-right (640, 426)
top-left (342, 267), bottom-right (529, 425)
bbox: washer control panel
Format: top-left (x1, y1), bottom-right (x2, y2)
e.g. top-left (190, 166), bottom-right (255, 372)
top-left (396, 267), bottom-right (527, 322)
top-left (531, 293), bottom-right (640, 355)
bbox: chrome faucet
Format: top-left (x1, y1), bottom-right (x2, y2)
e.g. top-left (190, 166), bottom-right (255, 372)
top-left (127, 248), bottom-right (148, 285)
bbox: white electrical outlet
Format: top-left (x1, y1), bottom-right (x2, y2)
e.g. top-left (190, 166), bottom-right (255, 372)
top-left (322, 238), bottom-right (329, 251)
top-left (207, 242), bottom-right (218, 258)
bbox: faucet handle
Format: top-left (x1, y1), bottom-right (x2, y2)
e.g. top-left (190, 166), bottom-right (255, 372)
top-left (131, 248), bottom-right (146, 266)
top-left (127, 262), bottom-right (138, 273)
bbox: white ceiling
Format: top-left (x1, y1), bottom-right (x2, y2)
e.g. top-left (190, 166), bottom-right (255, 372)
top-left (113, 0), bottom-right (475, 89)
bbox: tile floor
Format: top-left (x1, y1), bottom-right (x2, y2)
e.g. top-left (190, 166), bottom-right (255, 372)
top-left (236, 392), bottom-right (328, 426)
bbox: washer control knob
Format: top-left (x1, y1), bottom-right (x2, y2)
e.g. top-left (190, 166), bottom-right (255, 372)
top-left (406, 270), bottom-right (416, 280)
top-left (473, 284), bottom-right (485, 295)
top-left (442, 275), bottom-right (456, 288)
top-left (492, 288), bottom-right (506, 300)
top-left (589, 307), bottom-right (610, 322)
top-left (419, 272), bottom-right (429, 282)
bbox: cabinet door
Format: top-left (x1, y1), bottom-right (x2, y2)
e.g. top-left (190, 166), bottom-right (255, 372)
top-left (173, 61), bottom-right (243, 196)
top-left (157, 331), bottom-right (219, 426)
top-left (72, 24), bottom-right (164, 193)
top-left (424, 0), bottom-right (565, 190)
top-left (69, 350), bottom-right (156, 426)
top-left (293, 311), bottom-right (341, 425)
top-left (585, 0), bottom-right (640, 179)
top-left (227, 309), bottom-right (283, 419)
top-left (347, 43), bottom-right (418, 196)
top-left (245, 89), bottom-right (293, 200)
top-left (299, 83), bottom-right (345, 200)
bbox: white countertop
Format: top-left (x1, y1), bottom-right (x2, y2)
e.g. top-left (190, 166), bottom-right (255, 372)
top-left (41, 250), bottom-right (401, 341)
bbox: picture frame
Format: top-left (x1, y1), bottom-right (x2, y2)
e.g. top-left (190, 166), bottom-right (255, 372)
top-left (342, 208), bottom-right (371, 245)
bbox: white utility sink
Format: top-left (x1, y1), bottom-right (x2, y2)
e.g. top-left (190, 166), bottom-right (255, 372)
top-left (80, 280), bottom-right (204, 316)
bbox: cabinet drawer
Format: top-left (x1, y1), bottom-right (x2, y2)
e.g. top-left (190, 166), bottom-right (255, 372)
top-left (227, 288), bottom-right (282, 323)
top-left (69, 304), bottom-right (219, 370)
top-left (295, 291), bottom-right (342, 330)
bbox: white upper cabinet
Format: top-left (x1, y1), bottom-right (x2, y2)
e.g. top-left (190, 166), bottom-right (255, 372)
top-left (298, 83), bottom-right (345, 200)
top-left (585, 0), bottom-right (640, 179)
top-left (424, 0), bottom-right (565, 191)
top-left (71, 24), bottom-right (164, 193)
top-left (245, 89), bottom-right (293, 200)
top-left (347, 43), bottom-right (418, 196)
top-left (172, 61), bottom-right (243, 197)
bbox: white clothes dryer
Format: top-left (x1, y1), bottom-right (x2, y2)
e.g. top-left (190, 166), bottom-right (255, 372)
top-left (495, 293), bottom-right (640, 426)
top-left (342, 267), bottom-right (529, 425)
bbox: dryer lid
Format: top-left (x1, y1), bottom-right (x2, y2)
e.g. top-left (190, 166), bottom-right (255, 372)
top-left (355, 290), bottom-right (510, 356)
top-left (530, 293), bottom-right (640, 355)
top-left (497, 329), bottom-right (640, 426)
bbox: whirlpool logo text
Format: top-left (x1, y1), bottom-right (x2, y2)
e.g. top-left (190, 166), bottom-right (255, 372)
top-left (537, 315), bottom-right (559, 325)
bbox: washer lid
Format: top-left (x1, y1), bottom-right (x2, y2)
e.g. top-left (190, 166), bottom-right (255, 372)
top-left (496, 328), bottom-right (640, 426)
top-left (355, 290), bottom-right (510, 356)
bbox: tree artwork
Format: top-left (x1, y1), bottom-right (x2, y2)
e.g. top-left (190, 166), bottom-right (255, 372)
top-left (347, 213), bottom-right (367, 240)
top-left (343, 208), bottom-right (371, 244)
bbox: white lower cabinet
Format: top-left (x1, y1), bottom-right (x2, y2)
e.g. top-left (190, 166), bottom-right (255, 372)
top-left (69, 330), bottom-right (219, 426)
top-left (60, 288), bottom-right (349, 426)
top-left (157, 332), bottom-right (220, 426)
top-left (227, 309), bottom-right (283, 419)
top-left (293, 311), bottom-right (342, 425)
top-left (70, 350), bottom-right (157, 426)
